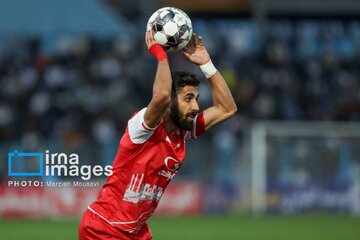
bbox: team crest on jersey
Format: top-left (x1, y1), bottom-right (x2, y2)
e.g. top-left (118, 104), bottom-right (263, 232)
top-left (159, 156), bottom-right (182, 180)
top-left (164, 156), bottom-right (181, 171)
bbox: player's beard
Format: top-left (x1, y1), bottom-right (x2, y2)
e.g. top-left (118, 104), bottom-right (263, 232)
top-left (170, 100), bottom-right (194, 131)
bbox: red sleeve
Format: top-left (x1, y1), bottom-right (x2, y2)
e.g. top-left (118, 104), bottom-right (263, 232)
top-left (191, 112), bottom-right (205, 139)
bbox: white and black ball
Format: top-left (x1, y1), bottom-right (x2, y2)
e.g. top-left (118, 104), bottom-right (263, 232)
top-left (147, 7), bottom-right (193, 52)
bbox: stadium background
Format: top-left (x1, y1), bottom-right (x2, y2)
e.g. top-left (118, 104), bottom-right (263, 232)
top-left (1, 0), bottom-right (360, 239)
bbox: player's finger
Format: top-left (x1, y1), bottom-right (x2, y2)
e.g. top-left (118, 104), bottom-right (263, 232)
top-left (183, 43), bottom-right (191, 50)
top-left (187, 34), bottom-right (194, 46)
top-left (198, 36), bottom-right (204, 46)
top-left (145, 30), bottom-right (151, 46)
top-left (149, 30), bottom-right (155, 40)
top-left (184, 42), bottom-right (193, 50)
top-left (183, 46), bottom-right (190, 54)
top-left (182, 51), bottom-right (191, 58)
top-left (148, 30), bottom-right (154, 41)
top-left (183, 45), bottom-right (195, 54)
top-left (187, 34), bottom-right (196, 48)
top-left (146, 30), bottom-right (155, 48)
top-left (193, 33), bottom-right (199, 45)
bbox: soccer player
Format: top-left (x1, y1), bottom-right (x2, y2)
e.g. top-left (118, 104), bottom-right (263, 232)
top-left (78, 30), bottom-right (237, 240)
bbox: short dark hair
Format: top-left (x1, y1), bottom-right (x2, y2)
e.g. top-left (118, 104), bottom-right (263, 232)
top-left (171, 71), bottom-right (200, 97)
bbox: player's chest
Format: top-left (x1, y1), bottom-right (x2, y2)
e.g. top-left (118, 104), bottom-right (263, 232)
top-left (145, 131), bottom-right (186, 179)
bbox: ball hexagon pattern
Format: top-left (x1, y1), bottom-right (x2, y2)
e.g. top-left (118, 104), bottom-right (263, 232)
top-left (147, 7), bottom-right (193, 52)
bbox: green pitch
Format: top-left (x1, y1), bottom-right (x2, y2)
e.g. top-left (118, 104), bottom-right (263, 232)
top-left (0, 215), bottom-right (359, 240)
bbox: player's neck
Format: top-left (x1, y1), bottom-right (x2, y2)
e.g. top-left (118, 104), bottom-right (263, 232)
top-left (162, 118), bottom-right (180, 136)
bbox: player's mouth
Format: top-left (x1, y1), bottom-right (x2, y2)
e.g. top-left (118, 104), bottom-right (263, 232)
top-left (187, 112), bottom-right (197, 121)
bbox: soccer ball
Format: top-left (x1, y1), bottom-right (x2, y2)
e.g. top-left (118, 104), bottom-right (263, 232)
top-left (147, 7), bottom-right (193, 52)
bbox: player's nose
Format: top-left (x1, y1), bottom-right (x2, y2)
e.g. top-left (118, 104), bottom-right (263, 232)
top-left (191, 100), bottom-right (199, 111)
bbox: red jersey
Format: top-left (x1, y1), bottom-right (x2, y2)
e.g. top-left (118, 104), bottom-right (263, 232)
top-left (89, 108), bottom-right (205, 234)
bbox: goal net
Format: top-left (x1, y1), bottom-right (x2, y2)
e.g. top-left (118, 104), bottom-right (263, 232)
top-left (250, 121), bottom-right (360, 214)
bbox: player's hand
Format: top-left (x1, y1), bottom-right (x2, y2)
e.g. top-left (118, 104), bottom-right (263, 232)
top-left (145, 30), bottom-right (157, 49)
top-left (146, 30), bottom-right (168, 61)
top-left (183, 33), bottom-right (211, 65)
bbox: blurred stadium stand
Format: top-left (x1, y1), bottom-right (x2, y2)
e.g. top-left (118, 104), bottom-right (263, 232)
top-left (0, 0), bottom-right (134, 37)
top-left (0, 0), bottom-right (359, 217)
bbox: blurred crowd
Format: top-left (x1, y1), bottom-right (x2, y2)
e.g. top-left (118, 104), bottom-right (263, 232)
top-left (198, 19), bottom-right (360, 122)
top-left (0, 34), bottom-right (149, 173)
top-left (1, 18), bottom-right (360, 182)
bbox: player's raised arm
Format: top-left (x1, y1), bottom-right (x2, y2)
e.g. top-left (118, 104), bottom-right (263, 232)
top-left (183, 33), bottom-right (237, 132)
top-left (144, 30), bottom-right (172, 128)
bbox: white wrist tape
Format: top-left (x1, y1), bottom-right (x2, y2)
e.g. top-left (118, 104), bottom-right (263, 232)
top-left (200, 60), bottom-right (217, 79)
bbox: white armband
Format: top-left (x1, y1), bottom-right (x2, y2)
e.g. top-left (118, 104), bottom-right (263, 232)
top-left (200, 60), bottom-right (217, 79)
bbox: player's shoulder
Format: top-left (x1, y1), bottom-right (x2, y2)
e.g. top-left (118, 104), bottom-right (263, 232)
top-left (126, 107), bottom-right (164, 144)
